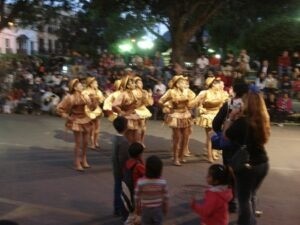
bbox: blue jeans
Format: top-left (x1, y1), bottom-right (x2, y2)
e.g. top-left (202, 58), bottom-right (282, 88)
top-left (236, 162), bottom-right (269, 225)
top-left (113, 176), bottom-right (126, 216)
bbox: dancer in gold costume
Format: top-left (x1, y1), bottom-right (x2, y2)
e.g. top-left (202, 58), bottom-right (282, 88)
top-left (132, 76), bottom-right (153, 144)
top-left (82, 77), bottom-right (105, 149)
top-left (112, 75), bottom-right (144, 143)
top-left (103, 79), bottom-right (122, 121)
top-left (194, 77), bottom-right (228, 163)
top-left (159, 75), bottom-right (195, 166)
top-left (56, 79), bottom-right (96, 171)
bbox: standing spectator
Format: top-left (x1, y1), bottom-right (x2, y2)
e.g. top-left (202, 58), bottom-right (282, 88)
top-left (135, 155), bottom-right (169, 225)
top-left (196, 54), bottom-right (209, 75)
top-left (123, 142), bottom-right (145, 207)
top-left (151, 89), bottom-right (163, 120)
top-left (111, 116), bottom-right (133, 218)
top-left (212, 82), bottom-right (249, 213)
top-left (223, 84), bottom-right (270, 225)
top-left (278, 50), bottom-right (291, 77)
top-left (236, 49), bottom-right (250, 74)
top-left (191, 164), bottom-right (234, 225)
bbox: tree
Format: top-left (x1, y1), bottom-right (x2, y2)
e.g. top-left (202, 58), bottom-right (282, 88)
top-left (83, 0), bottom-right (223, 64)
top-left (207, 0), bottom-right (300, 57)
top-left (0, 0), bottom-right (76, 31)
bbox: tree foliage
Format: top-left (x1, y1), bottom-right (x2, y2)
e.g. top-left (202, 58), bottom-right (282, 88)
top-left (0, 0), bottom-right (76, 31)
top-left (207, 0), bottom-right (300, 57)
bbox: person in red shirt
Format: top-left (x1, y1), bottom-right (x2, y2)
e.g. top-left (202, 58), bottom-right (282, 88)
top-left (278, 50), bottom-right (291, 77)
top-left (124, 142), bottom-right (145, 190)
top-left (191, 164), bottom-right (233, 225)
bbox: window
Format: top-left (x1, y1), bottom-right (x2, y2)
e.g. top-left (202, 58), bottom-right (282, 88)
top-left (48, 39), bottom-right (53, 53)
top-left (5, 39), bottom-right (10, 48)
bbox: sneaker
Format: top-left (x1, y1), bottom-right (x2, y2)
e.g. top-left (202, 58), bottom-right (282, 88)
top-left (255, 210), bottom-right (263, 217)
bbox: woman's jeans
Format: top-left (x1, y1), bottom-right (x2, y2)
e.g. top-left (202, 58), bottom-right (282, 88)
top-left (235, 162), bottom-right (269, 225)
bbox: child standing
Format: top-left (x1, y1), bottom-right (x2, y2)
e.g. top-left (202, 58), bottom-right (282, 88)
top-left (135, 155), bottom-right (169, 225)
top-left (123, 142), bottom-right (145, 225)
top-left (124, 142), bottom-right (145, 192)
top-left (191, 164), bottom-right (233, 225)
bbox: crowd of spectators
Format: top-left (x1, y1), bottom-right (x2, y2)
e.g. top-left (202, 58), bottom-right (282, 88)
top-left (0, 49), bottom-right (300, 123)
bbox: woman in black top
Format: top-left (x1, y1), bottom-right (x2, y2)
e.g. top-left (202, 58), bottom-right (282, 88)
top-left (223, 84), bottom-right (270, 225)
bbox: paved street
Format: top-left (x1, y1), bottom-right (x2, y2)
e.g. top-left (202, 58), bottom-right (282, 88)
top-left (0, 114), bottom-right (299, 225)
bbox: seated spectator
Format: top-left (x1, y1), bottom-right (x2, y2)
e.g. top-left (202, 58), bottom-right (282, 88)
top-left (292, 75), bottom-right (300, 100)
top-left (2, 95), bottom-right (13, 114)
top-left (265, 91), bottom-right (277, 122)
top-left (255, 72), bottom-right (266, 92)
top-left (153, 79), bottom-right (166, 95)
top-left (292, 67), bottom-right (300, 80)
top-left (281, 74), bottom-right (292, 95)
top-left (276, 91), bottom-right (293, 126)
top-left (265, 73), bottom-right (278, 93)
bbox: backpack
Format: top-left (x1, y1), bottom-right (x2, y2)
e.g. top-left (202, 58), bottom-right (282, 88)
top-left (121, 161), bottom-right (139, 213)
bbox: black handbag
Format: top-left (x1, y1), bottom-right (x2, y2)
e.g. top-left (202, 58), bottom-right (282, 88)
top-left (230, 145), bottom-right (251, 172)
top-left (229, 125), bottom-right (251, 172)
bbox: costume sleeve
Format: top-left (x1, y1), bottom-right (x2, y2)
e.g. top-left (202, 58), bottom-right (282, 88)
top-left (212, 102), bottom-right (228, 132)
top-left (191, 191), bottom-right (218, 218)
top-left (158, 89), bottom-right (172, 105)
top-left (189, 90), bottom-right (206, 108)
top-left (56, 94), bottom-right (72, 119)
top-left (112, 93), bottom-right (125, 113)
top-left (96, 90), bottom-right (105, 104)
top-left (103, 93), bottom-right (114, 111)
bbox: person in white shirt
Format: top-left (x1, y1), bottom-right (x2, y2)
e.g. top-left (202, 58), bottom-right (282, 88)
top-left (153, 79), bottom-right (166, 95)
top-left (196, 54), bottom-right (209, 70)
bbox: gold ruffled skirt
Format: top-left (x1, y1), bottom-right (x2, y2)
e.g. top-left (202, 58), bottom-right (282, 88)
top-left (65, 116), bottom-right (92, 132)
top-left (164, 111), bottom-right (192, 128)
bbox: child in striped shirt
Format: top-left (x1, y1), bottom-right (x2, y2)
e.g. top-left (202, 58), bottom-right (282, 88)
top-left (134, 155), bottom-right (169, 225)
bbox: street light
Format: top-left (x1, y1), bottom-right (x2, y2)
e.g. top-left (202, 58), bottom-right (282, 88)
top-left (137, 39), bottom-right (154, 50)
top-left (118, 43), bottom-right (133, 53)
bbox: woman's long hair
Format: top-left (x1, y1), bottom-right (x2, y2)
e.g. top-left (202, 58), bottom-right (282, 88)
top-left (243, 90), bottom-right (270, 146)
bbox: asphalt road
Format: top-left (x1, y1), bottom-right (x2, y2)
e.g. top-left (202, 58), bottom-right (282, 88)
top-left (0, 114), bottom-right (299, 225)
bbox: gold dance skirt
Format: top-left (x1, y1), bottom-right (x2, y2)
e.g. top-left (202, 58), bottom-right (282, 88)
top-left (65, 116), bottom-right (92, 132)
top-left (164, 111), bottom-right (192, 128)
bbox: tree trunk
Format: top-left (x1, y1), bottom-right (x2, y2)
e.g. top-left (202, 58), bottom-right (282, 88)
top-left (171, 31), bottom-right (191, 66)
